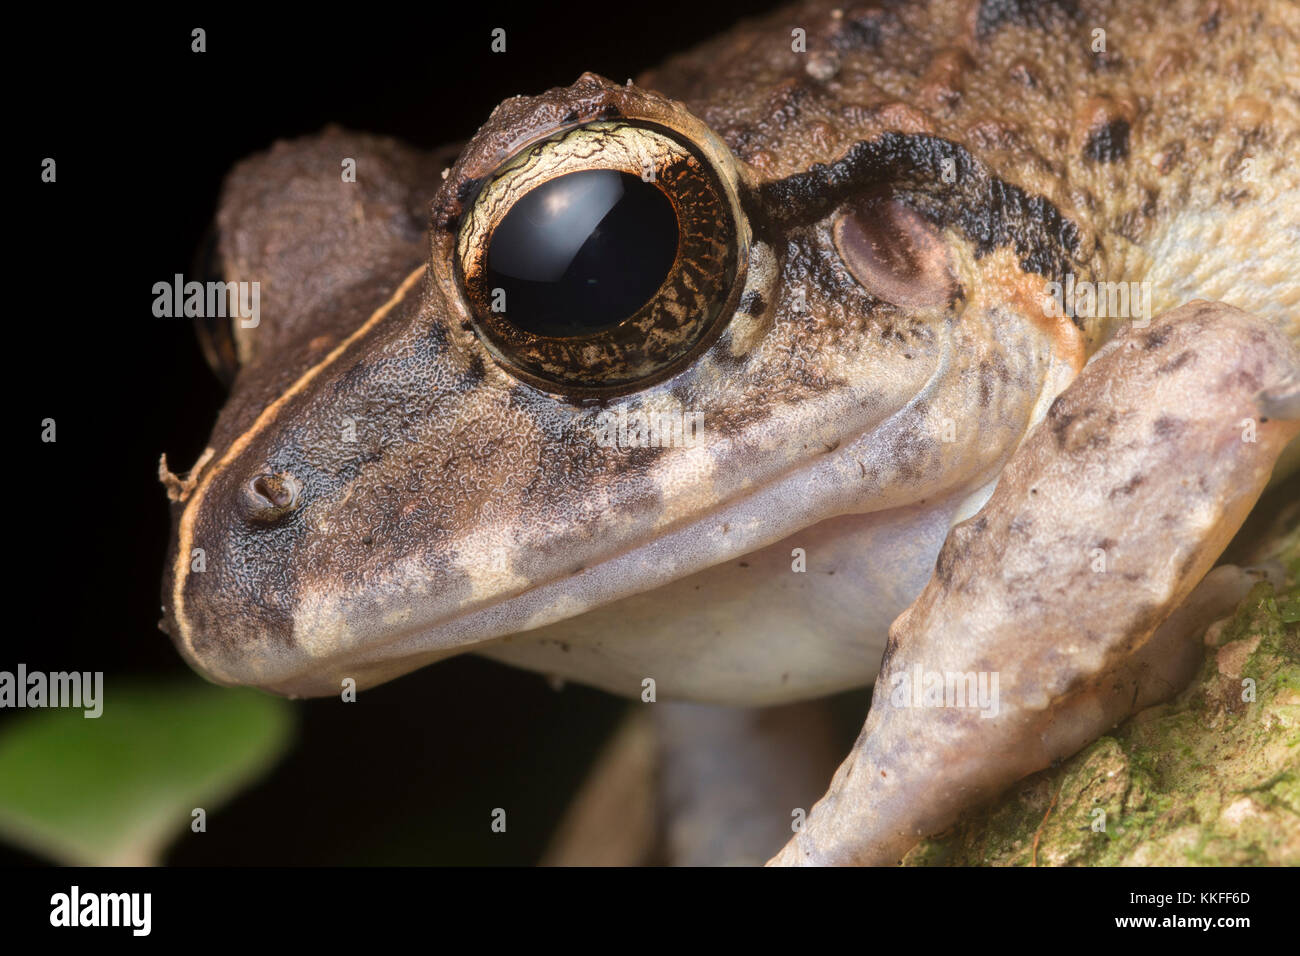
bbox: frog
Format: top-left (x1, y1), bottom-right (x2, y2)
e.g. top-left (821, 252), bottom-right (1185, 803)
top-left (159, 0), bottom-right (1300, 865)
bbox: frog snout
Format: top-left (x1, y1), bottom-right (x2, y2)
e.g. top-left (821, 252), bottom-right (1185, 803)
top-left (162, 462), bottom-right (314, 693)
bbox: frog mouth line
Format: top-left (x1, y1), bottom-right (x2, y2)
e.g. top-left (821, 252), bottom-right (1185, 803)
top-left (358, 314), bottom-right (1077, 703)
top-left (258, 326), bottom-right (971, 697)
top-left (171, 264), bottom-right (1071, 699)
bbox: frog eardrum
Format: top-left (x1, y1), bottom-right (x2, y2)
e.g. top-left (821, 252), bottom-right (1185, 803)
top-left (455, 120), bottom-right (745, 394)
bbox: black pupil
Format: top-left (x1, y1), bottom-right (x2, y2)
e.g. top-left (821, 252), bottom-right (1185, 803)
top-left (485, 169), bottom-right (679, 338)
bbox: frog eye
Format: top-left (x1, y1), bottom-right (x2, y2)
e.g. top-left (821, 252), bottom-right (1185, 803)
top-left (456, 121), bottom-right (743, 394)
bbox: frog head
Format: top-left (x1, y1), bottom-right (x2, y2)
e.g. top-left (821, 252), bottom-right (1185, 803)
top-left (161, 73), bottom-right (1086, 701)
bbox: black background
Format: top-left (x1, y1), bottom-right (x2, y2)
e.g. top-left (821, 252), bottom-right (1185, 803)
top-left (10, 1), bottom-right (797, 866)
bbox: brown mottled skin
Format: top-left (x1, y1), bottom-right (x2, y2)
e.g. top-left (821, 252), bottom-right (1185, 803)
top-left (772, 301), bottom-right (1300, 864)
top-left (161, 0), bottom-right (1300, 863)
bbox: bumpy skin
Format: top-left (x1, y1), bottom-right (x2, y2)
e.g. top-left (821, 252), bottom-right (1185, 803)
top-left (161, 0), bottom-right (1298, 713)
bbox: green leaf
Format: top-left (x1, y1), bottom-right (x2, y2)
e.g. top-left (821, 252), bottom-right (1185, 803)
top-left (0, 680), bottom-right (293, 866)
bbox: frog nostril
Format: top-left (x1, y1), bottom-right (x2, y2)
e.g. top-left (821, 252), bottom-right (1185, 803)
top-left (244, 472), bottom-right (302, 522)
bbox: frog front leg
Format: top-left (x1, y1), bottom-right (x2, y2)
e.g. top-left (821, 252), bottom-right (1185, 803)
top-left (770, 300), bottom-right (1300, 867)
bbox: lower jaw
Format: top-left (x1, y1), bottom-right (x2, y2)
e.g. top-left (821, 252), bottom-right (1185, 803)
top-left (477, 488), bottom-right (969, 706)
